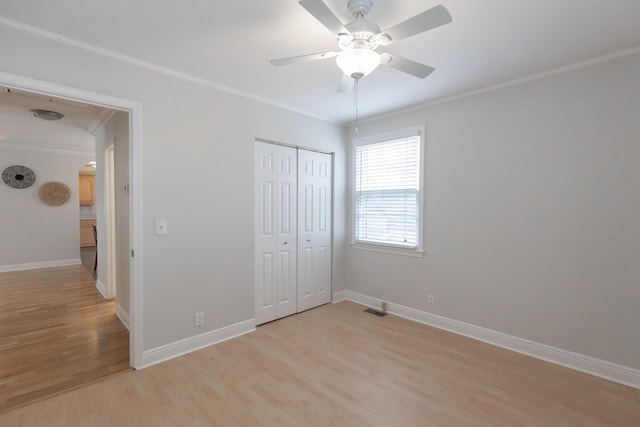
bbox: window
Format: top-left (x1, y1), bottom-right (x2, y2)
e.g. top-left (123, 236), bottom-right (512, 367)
top-left (353, 126), bottom-right (424, 255)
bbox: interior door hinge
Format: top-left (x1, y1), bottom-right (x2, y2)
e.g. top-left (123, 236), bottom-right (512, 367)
top-left (131, 249), bottom-right (134, 257)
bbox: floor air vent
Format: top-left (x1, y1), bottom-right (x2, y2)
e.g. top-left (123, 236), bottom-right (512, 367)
top-left (364, 308), bottom-right (388, 317)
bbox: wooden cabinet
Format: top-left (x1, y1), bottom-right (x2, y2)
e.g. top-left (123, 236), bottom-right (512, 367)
top-left (79, 174), bottom-right (95, 206)
top-left (80, 220), bottom-right (96, 247)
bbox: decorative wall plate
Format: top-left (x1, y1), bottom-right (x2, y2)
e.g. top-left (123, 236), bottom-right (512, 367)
top-left (38, 181), bottom-right (71, 206)
top-left (2, 165), bottom-right (37, 189)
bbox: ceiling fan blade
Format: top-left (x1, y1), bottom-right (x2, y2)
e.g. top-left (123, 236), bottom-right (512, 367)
top-left (337, 73), bottom-right (354, 93)
top-left (377, 5), bottom-right (452, 45)
top-left (380, 53), bottom-right (435, 79)
top-left (270, 51), bottom-right (339, 66)
top-left (299, 0), bottom-right (350, 36)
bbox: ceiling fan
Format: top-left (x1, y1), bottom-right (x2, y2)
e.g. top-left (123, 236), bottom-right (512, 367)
top-left (271, 0), bottom-right (452, 92)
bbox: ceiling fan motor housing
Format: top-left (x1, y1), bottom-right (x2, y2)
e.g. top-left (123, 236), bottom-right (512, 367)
top-left (342, 19), bottom-right (381, 50)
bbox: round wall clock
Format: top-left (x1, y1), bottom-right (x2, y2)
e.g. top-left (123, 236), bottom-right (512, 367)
top-left (2, 165), bottom-right (37, 189)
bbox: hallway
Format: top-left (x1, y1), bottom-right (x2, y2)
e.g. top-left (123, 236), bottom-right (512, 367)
top-left (0, 265), bottom-right (129, 413)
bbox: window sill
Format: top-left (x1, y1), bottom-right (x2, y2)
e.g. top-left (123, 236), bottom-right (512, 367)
top-left (350, 242), bottom-right (425, 258)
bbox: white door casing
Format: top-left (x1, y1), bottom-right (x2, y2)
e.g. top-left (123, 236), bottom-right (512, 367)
top-left (297, 149), bottom-right (333, 312)
top-left (254, 142), bottom-right (298, 325)
top-left (104, 143), bottom-right (117, 299)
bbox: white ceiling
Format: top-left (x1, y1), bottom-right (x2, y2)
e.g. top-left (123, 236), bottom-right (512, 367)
top-left (1, 0), bottom-right (640, 124)
top-left (0, 87), bottom-right (113, 153)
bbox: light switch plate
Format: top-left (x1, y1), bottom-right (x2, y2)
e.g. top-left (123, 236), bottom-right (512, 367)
top-left (155, 219), bottom-right (168, 235)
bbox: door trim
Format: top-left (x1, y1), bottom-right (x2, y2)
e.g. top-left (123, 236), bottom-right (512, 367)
top-left (104, 143), bottom-right (117, 300)
top-left (0, 71), bottom-right (144, 369)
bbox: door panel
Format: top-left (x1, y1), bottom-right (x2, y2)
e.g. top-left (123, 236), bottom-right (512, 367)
top-left (297, 149), bottom-right (333, 312)
top-left (255, 142), bottom-right (297, 325)
top-left (260, 253), bottom-right (274, 309)
top-left (261, 182), bottom-right (273, 236)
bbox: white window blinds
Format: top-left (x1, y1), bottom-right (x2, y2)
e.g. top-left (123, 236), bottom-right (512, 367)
top-left (354, 135), bottom-right (421, 249)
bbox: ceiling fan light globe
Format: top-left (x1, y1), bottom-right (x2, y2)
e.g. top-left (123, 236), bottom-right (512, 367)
top-left (336, 48), bottom-right (381, 78)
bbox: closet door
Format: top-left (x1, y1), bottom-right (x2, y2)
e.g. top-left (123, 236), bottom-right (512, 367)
top-left (297, 149), bottom-right (332, 312)
top-left (255, 142), bottom-right (298, 325)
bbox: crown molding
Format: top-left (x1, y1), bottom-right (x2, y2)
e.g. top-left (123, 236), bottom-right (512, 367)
top-left (86, 108), bottom-right (116, 136)
top-left (0, 16), bottom-right (338, 125)
top-left (355, 45), bottom-right (640, 127)
top-left (0, 141), bottom-right (93, 156)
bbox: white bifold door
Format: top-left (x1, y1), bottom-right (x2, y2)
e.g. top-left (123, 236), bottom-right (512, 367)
top-left (255, 141), bottom-right (332, 325)
top-left (254, 143), bottom-right (298, 324)
top-left (296, 148), bottom-right (332, 312)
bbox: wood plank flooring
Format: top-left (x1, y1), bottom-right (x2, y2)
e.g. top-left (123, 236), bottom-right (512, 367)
top-left (0, 265), bottom-right (129, 413)
top-left (1, 300), bottom-right (638, 426)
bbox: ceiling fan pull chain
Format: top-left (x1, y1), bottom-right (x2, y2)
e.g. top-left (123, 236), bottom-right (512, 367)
top-left (353, 76), bottom-right (358, 107)
top-left (354, 77), bottom-right (359, 132)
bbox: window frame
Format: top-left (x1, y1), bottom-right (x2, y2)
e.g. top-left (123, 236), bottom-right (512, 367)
top-left (351, 125), bottom-right (425, 257)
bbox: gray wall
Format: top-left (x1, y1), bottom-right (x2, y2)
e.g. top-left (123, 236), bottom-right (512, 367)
top-left (4, 17), bottom-right (636, 373)
top-left (0, 147), bottom-right (92, 268)
top-left (345, 52), bottom-right (640, 370)
top-left (95, 111), bottom-right (130, 314)
top-left (0, 23), bottom-right (347, 351)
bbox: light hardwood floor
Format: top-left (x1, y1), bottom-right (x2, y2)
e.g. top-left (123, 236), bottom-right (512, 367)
top-left (0, 265), bottom-right (129, 413)
top-left (1, 300), bottom-right (638, 426)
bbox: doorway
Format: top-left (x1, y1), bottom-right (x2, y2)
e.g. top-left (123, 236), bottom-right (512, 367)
top-left (0, 71), bottom-right (142, 369)
top-left (0, 85), bottom-right (131, 411)
top-left (79, 163), bottom-right (97, 280)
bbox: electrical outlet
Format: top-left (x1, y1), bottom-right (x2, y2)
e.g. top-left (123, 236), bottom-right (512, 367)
top-left (427, 295), bottom-right (435, 307)
top-left (194, 312), bottom-right (204, 327)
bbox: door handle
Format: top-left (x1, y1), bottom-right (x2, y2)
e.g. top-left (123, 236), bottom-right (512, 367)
top-left (283, 242), bottom-right (288, 245)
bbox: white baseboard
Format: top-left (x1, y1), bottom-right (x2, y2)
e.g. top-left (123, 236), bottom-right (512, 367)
top-left (0, 258), bottom-right (81, 272)
top-left (141, 319), bottom-right (256, 369)
top-left (332, 290), bottom-right (348, 303)
top-left (344, 290), bottom-right (640, 390)
top-left (116, 304), bottom-right (130, 331)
